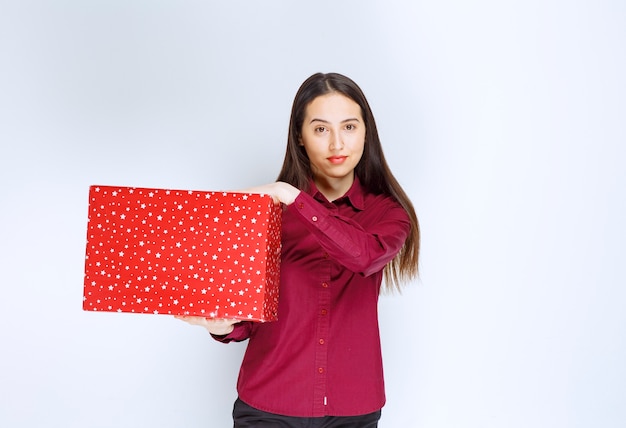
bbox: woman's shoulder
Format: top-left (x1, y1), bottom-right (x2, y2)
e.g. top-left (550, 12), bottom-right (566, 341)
top-left (360, 191), bottom-right (409, 223)
top-left (363, 189), bottom-right (402, 207)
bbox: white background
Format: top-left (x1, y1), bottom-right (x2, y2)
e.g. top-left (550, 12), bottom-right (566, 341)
top-left (1, 1), bottom-right (625, 427)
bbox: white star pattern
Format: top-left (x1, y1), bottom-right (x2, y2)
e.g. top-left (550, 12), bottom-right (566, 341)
top-left (82, 186), bottom-right (281, 322)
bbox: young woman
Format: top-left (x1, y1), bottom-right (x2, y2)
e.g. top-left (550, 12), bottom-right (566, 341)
top-left (178, 72), bottom-right (420, 427)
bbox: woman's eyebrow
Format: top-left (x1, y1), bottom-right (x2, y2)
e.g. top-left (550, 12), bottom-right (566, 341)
top-left (309, 117), bottom-right (361, 124)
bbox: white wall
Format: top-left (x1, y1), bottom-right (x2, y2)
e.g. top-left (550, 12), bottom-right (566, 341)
top-left (1, 1), bottom-right (624, 427)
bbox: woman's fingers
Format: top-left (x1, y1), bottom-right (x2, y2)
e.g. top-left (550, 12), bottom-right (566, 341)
top-left (175, 316), bottom-right (239, 335)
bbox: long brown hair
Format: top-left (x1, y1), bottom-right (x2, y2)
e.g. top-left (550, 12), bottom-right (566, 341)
top-left (277, 72), bottom-right (420, 291)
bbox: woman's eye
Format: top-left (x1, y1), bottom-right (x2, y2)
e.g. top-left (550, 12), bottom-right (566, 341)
top-left (345, 124), bottom-right (355, 131)
top-left (315, 126), bottom-right (326, 133)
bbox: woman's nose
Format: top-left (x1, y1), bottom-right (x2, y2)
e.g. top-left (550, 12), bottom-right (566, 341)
top-left (329, 132), bottom-right (343, 150)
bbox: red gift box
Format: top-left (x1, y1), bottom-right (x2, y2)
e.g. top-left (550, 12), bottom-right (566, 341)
top-left (83, 185), bottom-right (282, 322)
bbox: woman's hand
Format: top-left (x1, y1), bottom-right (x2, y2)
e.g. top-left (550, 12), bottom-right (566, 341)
top-left (175, 316), bottom-right (239, 336)
top-left (239, 181), bottom-right (300, 206)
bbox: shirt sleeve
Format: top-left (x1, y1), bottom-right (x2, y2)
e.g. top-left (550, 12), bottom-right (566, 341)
top-left (210, 321), bottom-right (253, 343)
top-left (288, 191), bottom-right (411, 277)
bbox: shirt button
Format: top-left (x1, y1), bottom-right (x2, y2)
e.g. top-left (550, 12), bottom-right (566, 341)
top-left (321, 309), bottom-right (327, 316)
top-left (318, 367), bottom-right (324, 374)
top-left (319, 339), bottom-right (325, 345)
top-left (298, 203), bottom-right (304, 209)
top-left (311, 216), bottom-right (318, 222)
top-left (321, 282), bottom-right (328, 288)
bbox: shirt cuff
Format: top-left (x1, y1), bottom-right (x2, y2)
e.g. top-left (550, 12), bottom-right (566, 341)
top-left (210, 321), bottom-right (252, 343)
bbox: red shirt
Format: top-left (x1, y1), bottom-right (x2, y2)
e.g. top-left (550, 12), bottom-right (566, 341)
top-left (214, 178), bottom-right (411, 417)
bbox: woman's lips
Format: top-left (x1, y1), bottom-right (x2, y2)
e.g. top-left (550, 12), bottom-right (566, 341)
top-left (328, 156), bottom-right (347, 164)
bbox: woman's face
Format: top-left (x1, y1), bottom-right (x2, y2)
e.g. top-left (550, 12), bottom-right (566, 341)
top-left (299, 93), bottom-right (366, 195)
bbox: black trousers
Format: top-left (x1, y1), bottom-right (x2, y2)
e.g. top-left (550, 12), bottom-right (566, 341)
top-left (233, 398), bottom-right (381, 428)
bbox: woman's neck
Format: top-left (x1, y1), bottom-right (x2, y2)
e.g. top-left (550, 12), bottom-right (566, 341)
top-left (314, 174), bottom-right (354, 202)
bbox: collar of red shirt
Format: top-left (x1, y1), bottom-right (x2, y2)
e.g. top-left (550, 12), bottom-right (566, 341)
top-left (307, 176), bottom-right (365, 211)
